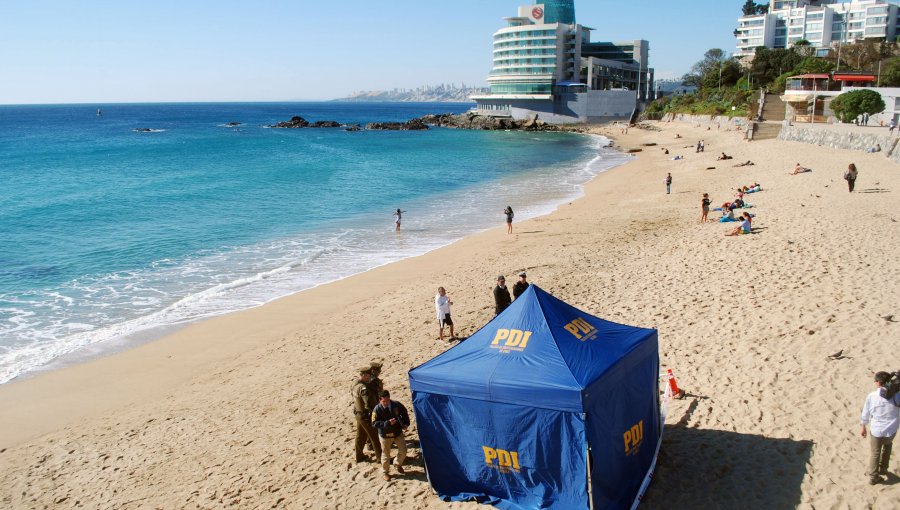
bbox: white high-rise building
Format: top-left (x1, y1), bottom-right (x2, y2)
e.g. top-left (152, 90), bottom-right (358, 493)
top-left (735, 0), bottom-right (899, 60)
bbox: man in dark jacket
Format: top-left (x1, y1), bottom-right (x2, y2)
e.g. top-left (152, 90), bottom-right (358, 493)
top-left (372, 390), bottom-right (411, 481)
top-left (493, 275), bottom-right (511, 315)
top-left (512, 271), bottom-right (529, 300)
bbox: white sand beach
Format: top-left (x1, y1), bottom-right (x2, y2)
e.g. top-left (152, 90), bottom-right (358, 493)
top-left (1, 120), bottom-right (898, 509)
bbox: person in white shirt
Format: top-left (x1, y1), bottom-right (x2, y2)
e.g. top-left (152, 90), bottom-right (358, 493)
top-left (860, 371), bottom-right (900, 484)
top-left (435, 287), bottom-right (454, 341)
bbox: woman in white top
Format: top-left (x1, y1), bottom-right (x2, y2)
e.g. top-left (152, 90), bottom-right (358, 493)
top-left (435, 287), bottom-right (454, 341)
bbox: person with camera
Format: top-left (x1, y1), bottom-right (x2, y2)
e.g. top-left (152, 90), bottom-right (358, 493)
top-left (860, 371), bottom-right (900, 485)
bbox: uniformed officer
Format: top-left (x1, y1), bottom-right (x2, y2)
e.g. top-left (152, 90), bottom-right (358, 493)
top-left (364, 360), bottom-right (385, 454)
top-left (369, 360), bottom-right (384, 393)
top-left (352, 366), bottom-right (382, 463)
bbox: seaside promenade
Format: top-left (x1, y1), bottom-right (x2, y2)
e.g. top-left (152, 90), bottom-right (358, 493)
top-left (1, 119), bottom-right (899, 508)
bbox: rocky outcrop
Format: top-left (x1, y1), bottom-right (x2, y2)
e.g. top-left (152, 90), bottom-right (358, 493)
top-left (418, 112), bottom-right (562, 131)
top-left (225, 122), bottom-right (241, 127)
top-left (344, 124), bottom-right (361, 132)
top-left (269, 116), bottom-right (310, 128)
top-left (268, 117), bottom-right (344, 129)
top-left (364, 119), bottom-right (429, 131)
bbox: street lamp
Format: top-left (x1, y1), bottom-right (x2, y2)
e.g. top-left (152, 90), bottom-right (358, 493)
top-left (836, 17), bottom-right (847, 71)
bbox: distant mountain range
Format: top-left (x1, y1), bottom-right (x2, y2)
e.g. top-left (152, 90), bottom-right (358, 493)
top-left (336, 84), bottom-right (486, 103)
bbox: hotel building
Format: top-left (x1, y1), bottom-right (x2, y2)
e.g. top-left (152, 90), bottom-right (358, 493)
top-left (472, 1), bottom-right (653, 124)
top-left (735, 0), bottom-right (900, 61)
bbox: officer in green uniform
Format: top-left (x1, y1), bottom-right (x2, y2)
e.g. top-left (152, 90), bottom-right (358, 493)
top-left (352, 366), bottom-right (382, 463)
top-left (363, 360), bottom-right (385, 453)
top-left (369, 360), bottom-right (384, 393)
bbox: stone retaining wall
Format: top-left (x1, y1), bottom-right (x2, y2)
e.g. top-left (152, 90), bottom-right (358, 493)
top-left (778, 124), bottom-right (900, 164)
top-left (660, 113), bottom-right (750, 129)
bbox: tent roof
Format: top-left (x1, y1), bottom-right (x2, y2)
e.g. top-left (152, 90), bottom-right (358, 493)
top-left (788, 73), bottom-right (829, 79)
top-left (408, 285), bottom-right (657, 413)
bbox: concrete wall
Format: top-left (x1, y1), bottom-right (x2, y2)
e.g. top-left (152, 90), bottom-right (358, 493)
top-left (778, 124), bottom-right (900, 164)
top-left (501, 90), bottom-right (636, 124)
top-left (659, 113), bottom-right (750, 129)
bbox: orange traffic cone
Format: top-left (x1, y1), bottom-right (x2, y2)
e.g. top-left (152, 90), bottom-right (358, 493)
top-left (667, 368), bottom-right (685, 399)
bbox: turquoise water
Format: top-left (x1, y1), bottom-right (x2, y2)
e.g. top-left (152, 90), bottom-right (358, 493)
top-left (0, 102), bottom-right (629, 383)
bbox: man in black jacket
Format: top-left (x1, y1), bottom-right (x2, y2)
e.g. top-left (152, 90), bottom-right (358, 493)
top-left (372, 390), bottom-right (411, 481)
top-left (493, 275), bottom-right (511, 315)
top-left (512, 271), bottom-right (529, 300)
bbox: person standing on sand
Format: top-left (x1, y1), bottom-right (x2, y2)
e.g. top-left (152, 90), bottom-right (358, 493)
top-left (512, 271), bottom-right (529, 300)
top-left (700, 193), bottom-right (711, 223)
top-left (844, 163), bottom-right (858, 192)
top-left (860, 371), bottom-right (900, 485)
top-left (493, 276), bottom-right (511, 316)
top-left (372, 390), bottom-right (410, 481)
top-left (503, 206), bottom-right (514, 234)
top-left (393, 209), bottom-right (405, 231)
top-left (352, 367), bottom-right (381, 463)
top-left (890, 119), bottom-right (896, 135)
top-left (435, 287), bottom-right (454, 341)
top-left (665, 173), bottom-right (672, 194)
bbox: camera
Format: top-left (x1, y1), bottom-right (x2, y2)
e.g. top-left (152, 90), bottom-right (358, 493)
top-left (880, 370), bottom-right (900, 402)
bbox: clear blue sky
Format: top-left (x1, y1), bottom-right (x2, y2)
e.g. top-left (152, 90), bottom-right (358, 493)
top-left (0, 1), bottom-right (746, 104)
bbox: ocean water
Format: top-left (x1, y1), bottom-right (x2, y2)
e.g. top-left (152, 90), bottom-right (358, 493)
top-left (0, 102), bottom-right (630, 384)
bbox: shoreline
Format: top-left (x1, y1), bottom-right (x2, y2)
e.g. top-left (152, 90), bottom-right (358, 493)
top-left (3, 120), bottom-right (899, 507)
top-left (0, 132), bottom-right (623, 447)
top-left (1, 125), bottom-right (612, 386)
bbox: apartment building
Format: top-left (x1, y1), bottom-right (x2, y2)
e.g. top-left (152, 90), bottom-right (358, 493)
top-left (735, 0), bottom-right (899, 60)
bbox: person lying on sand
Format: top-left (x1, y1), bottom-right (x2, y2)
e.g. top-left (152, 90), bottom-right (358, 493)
top-left (716, 153), bottom-right (733, 160)
top-left (719, 204), bottom-right (737, 222)
top-left (732, 160), bottom-right (755, 167)
top-left (725, 212), bottom-right (752, 236)
top-left (791, 163), bottom-right (812, 175)
top-left (740, 183), bottom-right (762, 193)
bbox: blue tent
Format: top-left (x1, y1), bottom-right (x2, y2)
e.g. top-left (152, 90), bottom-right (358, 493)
top-left (409, 285), bottom-right (661, 510)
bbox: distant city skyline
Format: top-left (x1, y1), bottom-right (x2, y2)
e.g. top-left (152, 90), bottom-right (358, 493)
top-left (0, 1), bottom-right (744, 104)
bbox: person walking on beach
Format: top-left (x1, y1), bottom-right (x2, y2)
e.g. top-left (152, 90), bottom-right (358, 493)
top-left (393, 209), bottom-right (405, 231)
top-left (700, 193), bottom-right (711, 223)
top-left (665, 173), bottom-right (673, 194)
top-left (844, 163), bottom-right (858, 192)
top-left (503, 206), bottom-right (514, 234)
top-left (435, 287), bottom-right (455, 341)
top-left (860, 371), bottom-right (900, 485)
top-left (372, 390), bottom-right (410, 481)
top-left (352, 367), bottom-right (381, 463)
top-left (512, 271), bottom-right (529, 300)
top-left (695, 141), bottom-right (701, 153)
top-left (493, 276), bottom-right (511, 316)
top-left (890, 119), bottom-right (896, 135)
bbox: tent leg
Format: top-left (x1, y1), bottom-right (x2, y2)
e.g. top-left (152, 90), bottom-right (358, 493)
top-left (586, 445), bottom-right (595, 510)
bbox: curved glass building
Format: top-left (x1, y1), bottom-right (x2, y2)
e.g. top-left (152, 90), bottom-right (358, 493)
top-left (473, 1), bottom-right (653, 124)
top-left (542, 0), bottom-right (576, 24)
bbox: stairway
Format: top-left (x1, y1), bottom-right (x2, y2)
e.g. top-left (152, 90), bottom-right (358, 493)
top-left (752, 92), bottom-right (786, 140)
top-left (760, 93), bottom-right (786, 122)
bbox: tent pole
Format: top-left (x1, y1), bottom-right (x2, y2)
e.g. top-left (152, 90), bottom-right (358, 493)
top-left (586, 436), bottom-right (595, 510)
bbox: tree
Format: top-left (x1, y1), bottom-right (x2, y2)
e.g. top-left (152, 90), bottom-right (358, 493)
top-left (741, 0), bottom-right (767, 15)
top-left (881, 57), bottom-right (900, 86)
top-left (830, 89), bottom-right (885, 123)
top-left (683, 48), bottom-right (728, 88)
top-left (742, 0), bottom-right (757, 15)
top-left (749, 47), bottom-right (804, 87)
top-left (793, 57), bottom-right (835, 75)
top-left (840, 40), bottom-right (894, 70)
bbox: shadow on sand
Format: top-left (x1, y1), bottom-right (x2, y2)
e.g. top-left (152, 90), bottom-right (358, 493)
top-left (641, 426), bottom-right (813, 509)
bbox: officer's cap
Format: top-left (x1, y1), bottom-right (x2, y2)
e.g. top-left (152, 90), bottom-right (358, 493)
top-left (358, 366), bottom-right (372, 374)
top-left (370, 360), bottom-right (383, 369)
